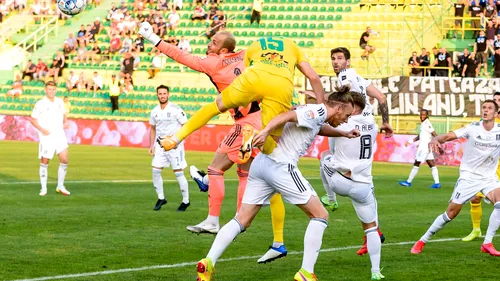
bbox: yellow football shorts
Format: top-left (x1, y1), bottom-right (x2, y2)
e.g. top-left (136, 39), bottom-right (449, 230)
top-left (221, 68), bottom-right (294, 151)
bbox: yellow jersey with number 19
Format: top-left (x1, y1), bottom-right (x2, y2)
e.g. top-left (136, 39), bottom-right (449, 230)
top-left (244, 37), bottom-right (309, 84)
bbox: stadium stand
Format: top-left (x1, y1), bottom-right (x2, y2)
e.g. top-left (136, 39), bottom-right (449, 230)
top-left (0, 0), bottom-right (474, 131)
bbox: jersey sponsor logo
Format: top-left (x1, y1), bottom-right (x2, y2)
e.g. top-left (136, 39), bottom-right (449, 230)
top-left (304, 110), bottom-right (315, 120)
top-left (222, 56), bottom-right (244, 66)
top-left (259, 52), bottom-right (289, 69)
top-left (167, 112), bottom-right (171, 117)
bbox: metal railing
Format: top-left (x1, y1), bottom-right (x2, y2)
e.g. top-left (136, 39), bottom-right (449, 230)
top-left (441, 16), bottom-right (483, 40)
top-left (14, 16), bottom-right (59, 54)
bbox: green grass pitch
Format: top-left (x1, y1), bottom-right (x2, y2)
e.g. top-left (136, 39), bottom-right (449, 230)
top-left (0, 140), bottom-right (498, 281)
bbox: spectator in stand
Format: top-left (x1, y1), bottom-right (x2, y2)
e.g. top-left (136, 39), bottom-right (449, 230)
top-left (66, 71), bottom-right (79, 92)
top-left (148, 49), bottom-right (166, 79)
top-left (191, 3), bottom-right (207, 21)
top-left (45, 59), bottom-right (59, 82)
top-left (76, 25), bottom-right (88, 46)
top-left (208, 3), bottom-right (218, 20)
top-left (433, 47), bottom-right (453, 76)
top-left (474, 30), bottom-right (489, 76)
top-left (133, 34), bottom-right (145, 52)
top-left (22, 59), bottom-right (36, 80)
top-left (109, 2), bottom-right (118, 13)
top-left (451, 0), bottom-right (465, 39)
top-left (215, 10), bottom-right (226, 27)
top-left (158, 0), bottom-right (168, 11)
top-left (462, 51), bottom-right (479, 77)
top-left (251, 0), bottom-right (263, 25)
top-left (155, 17), bottom-right (167, 38)
top-left (75, 42), bottom-right (87, 62)
top-left (171, 0), bottom-right (183, 10)
top-left (485, 0), bottom-right (496, 17)
top-left (133, 0), bottom-right (144, 12)
top-left (76, 72), bottom-right (87, 92)
top-left (122, 72), bottom-right (134, 93)
top-left (360, 26), bottom-right (376, 60)
top-left (34, 59), bottom-right (48, 81)
top-left (62, 41), bottom-right (73, 59)
top-left (408, 51), bottom-right (422, 76)
top-left (63, 96), bottom-right (71, 115)
top-left (118, 0), bottom-right (127, 12)
top-left (429, 47), bottom-right (439, 76)
top-left (119, 52), bottom-right (134, 78)
top-left (109, 74), bottom-right (121, 113)
top-left (109, 33), bottom-right (122, 54)
top-left (86, 24), bottom-right (96, 44)
top-left (119, 34), bottom-right (133, 54)
top-left (419, 48), bottom-right (430, 75)
top-left (7, 74), bottom-right (23, 97)
top-left (133, 49), bottom-right (141, 70)
top-left (30, 0), bottom-right (40, 16)
top-left (66, 33), bottom-right (77, 51)
top-left (89, 41), bottom-right (102, 63)
top-left (87, 71), bottom-right (103, 93)
top-left (455, 48), bottom-right (470, 77)
top-left (39, 1), bottom-right (51, 15)
top-left (470, 1), bottom-right (482, 38)
top-left (178, 36), bottom-right (192, 53)
top-left (493, 48), bottom-right (500, 77)
top-left (92, 17), bottom-right (102, 36)
top-left (167, 9), bottom-right (180, 31)
top-left (14, 0), bottom-right (26, 12)
top-left (494, 33), bottom-right (500, 50)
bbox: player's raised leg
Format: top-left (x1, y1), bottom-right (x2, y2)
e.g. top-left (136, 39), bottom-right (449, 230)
top-left (463, 194), bottom-right (483, 241)
top-left (190, 165), bottom-right (209, 192)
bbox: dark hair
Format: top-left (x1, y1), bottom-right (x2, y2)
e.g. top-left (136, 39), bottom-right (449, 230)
top-left (484, 99), bottom-right (499, 112)
top-left (326, 85), bottom-right (354, 107)
top-left (156, 85), bottom-right (170, 93)
top-left (493, 92), bottom-right (500, 97)
top-left (330, 47), bottom-right (350, 60)
top-left (350, 91), bottom-right (366, 111)
top-left (420, 109), bottom-right (429, 115)
top-left (45, 81), bottom-right (56, 87)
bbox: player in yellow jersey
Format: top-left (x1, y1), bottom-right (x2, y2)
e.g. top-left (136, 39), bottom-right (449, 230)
top-left (156, 37), bottom-right (325, 156)
top-left (462, 92), bottom-right (500, 242)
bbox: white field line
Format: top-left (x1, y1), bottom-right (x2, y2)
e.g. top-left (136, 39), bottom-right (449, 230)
top-left (8, 235), bottom-right (493, 281)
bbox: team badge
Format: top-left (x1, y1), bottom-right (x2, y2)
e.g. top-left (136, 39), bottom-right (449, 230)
top-left (304, 110), bottom-right (315, 120)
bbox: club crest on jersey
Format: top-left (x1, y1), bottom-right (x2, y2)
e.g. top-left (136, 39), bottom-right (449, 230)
top-left (167, 113), bottom-right (171, 117)
top-left (304, 110), bottom-right (315, 120)
top-left (497, 134), bottom-right (500, 140)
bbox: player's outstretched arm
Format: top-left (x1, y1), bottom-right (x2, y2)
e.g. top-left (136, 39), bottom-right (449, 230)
top-left (298, 61), bottom-right (325, 104)
top-left (319, 124), bottom-right (360, 138)
top-left (253, 111), bottom-right (298, 147)
top-left (149, 125), bottom-right (156, 156)
top-left (138, 22), bottom-right (210, 73)
top-left (367, 84), bottom-right (393, 137)
top-left (429, 132), bottom-right (457, 154)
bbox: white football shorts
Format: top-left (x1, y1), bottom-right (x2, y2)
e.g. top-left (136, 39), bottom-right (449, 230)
top-left (242, 153), bottom-right (317, 205)
top-left (450, 177), bottom-right (500, 205)
top-left (152, 142), bottom-right (187, 170)
top-left (415, 148), bottom-right (434, 162)
top-left (38, 132), bottom-right (69, 159)
top-left (321, 160), bottom-right (378, 224)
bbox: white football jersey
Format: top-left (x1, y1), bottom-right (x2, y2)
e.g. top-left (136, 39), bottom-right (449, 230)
top-left (337, 68), bottom-right (372, 117)
top-left (268, 104), bottom-right (327, 166)
top-left (31, 96), bottom-right (66, 135)
top-left (149, 102), bottom-right (187, 138)
top-left (453, 121), bottom-right (500, 180)
top-left (327, 114), bottom-right (378, 184)
top-left (418, 119), bottom-right (435, 150)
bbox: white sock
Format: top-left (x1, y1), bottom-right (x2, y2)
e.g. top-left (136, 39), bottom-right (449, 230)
top-left (39, 164), bottom-right (48, 191)
top-left (175, 171), bottom-right (189, 204)
top-left (206, 215), bottom-right (219, 226)
top-left (407, 166), bottom-right (419, 183)
top-left (431, 166), bottom-right (440, 184)
top-left (484, 203), bottom-right (500, 244)
top-left (421, 212), bottom-right (451, 242)
top-left (272, 242), bottom-right (284, 248)
top-left (320, 164), bottom-right (337, 202)
top-left (302, 218), bottom-right (328, 273)
top-left (207, 218), bottom-right (244, 266)
top-left (152, 168), bottom-right (164, 200)
top-left (366, 227), bottom-right (381, 274)
top-left (57, 163), bottom-right (68, 188)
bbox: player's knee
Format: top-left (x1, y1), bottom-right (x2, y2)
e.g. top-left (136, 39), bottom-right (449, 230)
top-left (471, 196), bottom-right (482, 204)
top-left (446, 208), bottom-right (461, 220)
top-left (414, 161), bottom-right (421, 167)
top-left (314, 207), bottom-right (329, 221)
top-left (362, 221), bottom-right (377, 230)
top-left (215, 96), bottom-right (227, 113)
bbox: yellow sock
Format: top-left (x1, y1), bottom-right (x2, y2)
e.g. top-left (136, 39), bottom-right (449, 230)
top-left (175, 102), bottom-right (221, 141)
top-left (270, 193), bottom-right (285, 243)
top-left (470, 202), bottom-right (482, 230)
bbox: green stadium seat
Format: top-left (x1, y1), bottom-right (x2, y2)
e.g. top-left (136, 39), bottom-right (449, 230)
top-left (298, 41), bottom-right (305, 47)
top-left (276, 23), bottom-right (282, 28)
top-left (293, 15), bottom-right (299, 21)
top-left (311, 6), bottom-right (318, 12)
top-left (336, 7), bottom-right (343, 12)
top-left (292, 23), bottom-right (299, 29)
top-left (303, 6), bottom-right (310, 12)
top-left (265, 31), bottom-right (273, 37)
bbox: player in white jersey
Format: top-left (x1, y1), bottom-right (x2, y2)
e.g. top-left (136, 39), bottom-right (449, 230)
top-left (410, 100), bottom-right (500, 257)
top-left (195, 88), bottom-right (360, 281)
top-left (319, 91), bottom-right (385, 281)
top-left (29, 81), bottom-right (70, 196)
top-left (399, 109), bottom-right (440, 188)
top-left (321, 47), bottom-right (392, 257)
top-left (149, 85), bottom-right (190, 212)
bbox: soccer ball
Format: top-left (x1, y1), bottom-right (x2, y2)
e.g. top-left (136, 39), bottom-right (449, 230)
top-left (57, 0), bottom-right (87, 16)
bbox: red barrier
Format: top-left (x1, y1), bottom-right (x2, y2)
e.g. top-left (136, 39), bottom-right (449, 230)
top-left (0, 115), bottom-right (466, 166)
